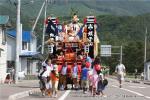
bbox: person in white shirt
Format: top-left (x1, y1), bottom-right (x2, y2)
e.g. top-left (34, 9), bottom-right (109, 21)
top-left (61, 62), bottom-right (68, 75)
top-left (41, 59), bottom-right (53, 95)
top-left (39, 66), bottom-right (50, 96)
top-left (46, 59), bottom-right (53, 74)
top-left (42, 59), bottom-right (53, 74)
top-left (72, 62), bottom-right (78, 90)
top-left (115, 63), bottom-right (126, 88)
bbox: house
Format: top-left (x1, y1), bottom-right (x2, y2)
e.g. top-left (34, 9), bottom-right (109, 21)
top-left (0, 15), bottom-right (41, 83)
top-left (0, 15), bottom-right (10, 83)
top-left (6, 30), bottom-right (41, 76)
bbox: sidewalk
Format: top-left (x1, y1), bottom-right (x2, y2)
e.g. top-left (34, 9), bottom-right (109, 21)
top-left (0, 80), bottom-right (39, 100)
top-left (125, 78), bottom-right (150, 85)
top-left (110, 75), bottom-right (150, 85)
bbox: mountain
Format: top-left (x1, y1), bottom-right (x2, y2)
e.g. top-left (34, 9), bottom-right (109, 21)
top-left (1, 0), bottom-right (150, 19)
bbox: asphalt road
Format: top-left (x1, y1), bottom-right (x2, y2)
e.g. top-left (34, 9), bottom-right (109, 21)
top-left (0, 80), bottom-right (39, 100)
top-left (22, 78), bottom-right (150, 100)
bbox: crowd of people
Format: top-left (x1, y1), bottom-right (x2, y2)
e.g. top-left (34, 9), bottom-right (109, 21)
top-left (38, 54), bottom-right (110, 98)
top-left (4, 53), bottom-right (127, 98)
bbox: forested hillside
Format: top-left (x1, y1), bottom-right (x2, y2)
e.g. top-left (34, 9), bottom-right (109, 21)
top-left (1, 0), bottom-right (150, 17)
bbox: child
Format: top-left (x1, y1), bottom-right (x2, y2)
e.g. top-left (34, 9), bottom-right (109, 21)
top-left (51, 61), bottom-right (59, 98)
top-left (45, 77), bottom-right (52, 96)
top-left (45, 59), bottom-right (53, 96)
top-left (91, 70), bottom-right (99, 96)
top-left (88, 69), bottom-right (93, 93)
top-left (97, 70), bottom-right (108, 97)
top-left (46, 59), bottom-right (53, 74)
top-left (81, 62), bottom-right (89, 94)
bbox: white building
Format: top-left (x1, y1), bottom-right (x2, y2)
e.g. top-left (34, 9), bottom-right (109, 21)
top-left (6, 30), bottom-right (41, 76)
top-left (0, 15), bottom-right (41, 83)
top-left (0, 16), bottom-right (10, 83)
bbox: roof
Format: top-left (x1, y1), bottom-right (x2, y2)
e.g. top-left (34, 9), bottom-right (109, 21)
top-left (20, 51), bottom-right (43, 60)
top-left (20, 51), bottom-right (39, 57)
top-left (6, 30), bottom-right (32, 42)
top-left (0, 16), bottom-right (9, 25)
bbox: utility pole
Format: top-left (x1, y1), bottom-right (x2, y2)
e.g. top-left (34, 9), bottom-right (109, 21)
top-left (15, 0), bottom-right (21, 84)
top-left (41, 0), bottom-right (47, 54)
top-left (144, 27), bottom-right (147, 80)
top-left (144, 27), bottom-right (147, 63)
top-left (120, 45), bottom-right (123, 64)
top-left (31, 1), bottom-right (45, 33)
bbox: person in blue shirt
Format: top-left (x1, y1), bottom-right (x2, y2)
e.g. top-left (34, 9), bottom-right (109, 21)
top-left (81, 62), bottom-right (89, 93)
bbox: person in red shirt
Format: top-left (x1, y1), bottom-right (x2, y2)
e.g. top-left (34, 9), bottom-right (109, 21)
top-left (57, 52), bottom-right (64, 61)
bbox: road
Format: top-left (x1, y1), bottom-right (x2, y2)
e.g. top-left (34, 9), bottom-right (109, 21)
top-left (22, 78), bottom-right (150, 100)
top-left (0, 80), bottom-right (39, 100)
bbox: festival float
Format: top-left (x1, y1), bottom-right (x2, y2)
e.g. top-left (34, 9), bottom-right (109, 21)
top-left (45, 14), bottom-right (100, 75)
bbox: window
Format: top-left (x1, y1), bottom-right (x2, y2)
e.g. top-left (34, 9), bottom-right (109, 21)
top-left (22, 42), bottom-right (27, 50)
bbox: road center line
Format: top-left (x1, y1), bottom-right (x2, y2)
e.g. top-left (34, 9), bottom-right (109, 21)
top-left (58, 90), bottom-right (71, 100)
top-left (112, 85), bottom-right (150, 99)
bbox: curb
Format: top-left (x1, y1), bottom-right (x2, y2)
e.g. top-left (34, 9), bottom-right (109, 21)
top-left (144, 82), bottom-right (150, 85)
top-left (125, 80), bottom-right (150, 85)
top-left (8, 88), bottom-right (40, 100)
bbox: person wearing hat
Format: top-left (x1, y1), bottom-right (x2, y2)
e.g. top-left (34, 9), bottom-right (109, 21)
top-left (51, 60), bottom-right (59, 98)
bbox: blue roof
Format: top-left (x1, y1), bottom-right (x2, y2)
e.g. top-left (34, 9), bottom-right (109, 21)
top-left (7, 30), bottom-right (31, 42)
top-left (0, 16), bottom-right (9, 25)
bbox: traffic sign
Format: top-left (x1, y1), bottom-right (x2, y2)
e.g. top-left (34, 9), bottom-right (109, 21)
top-left (101, 45), bottom-right (111, 57)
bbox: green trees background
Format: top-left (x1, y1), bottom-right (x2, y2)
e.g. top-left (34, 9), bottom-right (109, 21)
top-left (97, 14), bottom-right (150, 74)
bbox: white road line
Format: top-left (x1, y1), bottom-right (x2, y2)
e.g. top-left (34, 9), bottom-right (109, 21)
top-left (112, 85), bottom-right (118, 88)
top-left (121, 88), bottom-right (144, 97)
top-left (129, 86), bottom-right (146, 89)
top-left (145, 96), bottom-right (150, 99)
top-left (112, 85), bottom-right (150, 99)
top-left (58, 90), bottom-right (71, 100)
